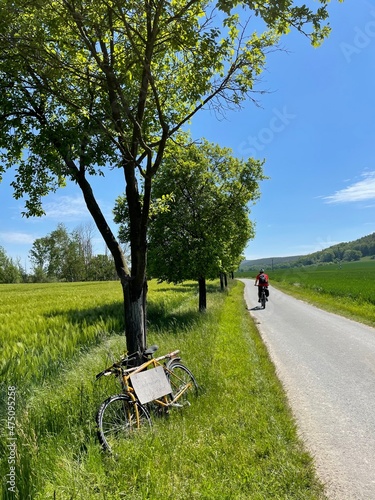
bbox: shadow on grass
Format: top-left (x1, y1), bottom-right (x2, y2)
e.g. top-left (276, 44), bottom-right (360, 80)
top-left (154, 281), bottom-right (219, 294)
top-left (148, 286), bottom-right (199, 333)
top-left (43, 281), bottom-right (221, 336)
top-left (147, 281), bottom-right (221, 333)
top-left (45, 301), bottom-right (125, 329)
top-left (154, 283), bottom-right (197, 294)
top-left (44, 296), bottom-right (200, 335)
top-left (147, 306), bottom-right (201, 334)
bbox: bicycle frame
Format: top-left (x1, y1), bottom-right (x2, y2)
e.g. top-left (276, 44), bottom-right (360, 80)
top-left (98, 349), bottom-right (190, 408)
top-left (123, 352), bottom-right (194, 408)
top-left (96, 347), bottom-right (199, 451)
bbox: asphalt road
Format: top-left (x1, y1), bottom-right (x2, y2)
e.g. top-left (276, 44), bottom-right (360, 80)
top-left (240, 279), bottom-right (375, 500)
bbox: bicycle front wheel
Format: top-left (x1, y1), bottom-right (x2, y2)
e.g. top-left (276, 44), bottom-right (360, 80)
top-left (96, 394), bottom-right (152, 452)
top-left (166, 362), bottom-right (199, 406)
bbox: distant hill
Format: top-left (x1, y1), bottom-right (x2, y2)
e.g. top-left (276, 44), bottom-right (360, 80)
top-left (239, 232), bottom-right (375, 271)
top-left (239, 255), bottom-right (302, 271)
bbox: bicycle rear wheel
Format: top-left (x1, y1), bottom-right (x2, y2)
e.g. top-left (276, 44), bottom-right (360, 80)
top-left (96, 394), bottom-right (152, 452)
top-left (165, 362), bottom-right (199, 406)
top-left (261, 291), bottom-right (266, 309)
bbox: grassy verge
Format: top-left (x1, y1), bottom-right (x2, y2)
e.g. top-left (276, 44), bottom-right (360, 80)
top-left (1, 280), bottom-right (325, 499)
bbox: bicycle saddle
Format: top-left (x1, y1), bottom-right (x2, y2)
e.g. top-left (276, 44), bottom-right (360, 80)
top-left (143, 345), bottom-right (159, 356)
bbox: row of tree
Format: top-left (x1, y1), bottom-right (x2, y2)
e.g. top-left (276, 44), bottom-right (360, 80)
top-left (29, 224), bottom-right (118, 282)
top-left (1, 138), bottom-right (264, 314)
top-left (0, 224), bottom-right (118, 284)
top-left (115, 138), bottom-right (265, 310)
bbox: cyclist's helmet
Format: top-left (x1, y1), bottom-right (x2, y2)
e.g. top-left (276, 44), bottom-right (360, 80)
top-left (259, 268), bottom-right (264, 273)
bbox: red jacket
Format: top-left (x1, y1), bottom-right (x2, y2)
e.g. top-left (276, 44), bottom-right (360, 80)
top-left (255, 273), bottom-right (269, 287)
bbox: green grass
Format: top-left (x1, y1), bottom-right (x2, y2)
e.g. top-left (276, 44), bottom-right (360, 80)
top-left (1, 280), bottom-right (325, 499)
top-left (0, 282), bottom-right (125, 396)
top-left (237, 260), bottom-right (375, 326)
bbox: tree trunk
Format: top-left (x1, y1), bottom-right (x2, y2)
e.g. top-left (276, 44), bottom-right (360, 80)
top-left (220, 273), bottom-right (228, 290)
top-left (122, 278), bottom-right (147, 360)
top-left (74, 169), bottom-right (148, 358)
top-left (220, 273), bottom-right (224, 290)
top-left (198, 276), bottom-right (207, 312)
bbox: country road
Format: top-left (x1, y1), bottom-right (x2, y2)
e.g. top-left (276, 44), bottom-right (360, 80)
top-left (240, 279), bottom-right (375, 500)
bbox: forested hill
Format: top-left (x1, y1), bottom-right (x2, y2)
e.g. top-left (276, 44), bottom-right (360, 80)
top-left (239, 255), bottom-right (302, 270)
top-left (240, 232), bottom-right (375, 271)
top-left (296, 232), bottom-right (375, 265)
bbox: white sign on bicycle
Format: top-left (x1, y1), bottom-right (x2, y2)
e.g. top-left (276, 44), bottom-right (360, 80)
top-left (130, 366), bottom-right (172, 404)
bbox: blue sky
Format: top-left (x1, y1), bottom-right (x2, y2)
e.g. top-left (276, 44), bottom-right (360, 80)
top-left (1, 0), bottom-right (375, 269)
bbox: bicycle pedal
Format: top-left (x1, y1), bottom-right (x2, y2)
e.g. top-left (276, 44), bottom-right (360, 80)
top-left (179, 401), bottom-right (191, 408)
top-left (170, 401), bottom-right (191, 408)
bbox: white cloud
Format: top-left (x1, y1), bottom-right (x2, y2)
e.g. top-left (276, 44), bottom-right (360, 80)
top-left (42, 195), bottom-right (115, 223)
top-left (0, 232), bottom-right (35, 245)
top-left (324, 171), bottom-right (375, 204)
top-left (43, 195), bottom-right (91, 220)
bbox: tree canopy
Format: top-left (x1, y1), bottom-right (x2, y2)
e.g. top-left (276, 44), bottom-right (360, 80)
top-left (29, 223), bottom-right (117, 281)
top-left (144, 138), bottom-right (265, 309)
top-left (0, 0), bottom-right (343, 354)
top-left (0, 246), bottom-right (22, 283)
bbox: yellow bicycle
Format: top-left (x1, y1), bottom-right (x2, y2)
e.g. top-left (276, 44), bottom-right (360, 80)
top-left (95, 345), bottom-right (198, 452)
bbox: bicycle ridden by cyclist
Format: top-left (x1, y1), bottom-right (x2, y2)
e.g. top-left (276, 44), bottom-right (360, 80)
top-left (254, 268), bottom-right (269, 302)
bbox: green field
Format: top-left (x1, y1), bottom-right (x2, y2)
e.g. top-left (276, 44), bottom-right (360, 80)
top-left (0, 280), bottom-right (325, 499)
top-left (271, 260), bottom-right (375, 303)
top-left (0, 282), bottom-right (125, 396)
top-left (238, 259), bottom-right (375, 326)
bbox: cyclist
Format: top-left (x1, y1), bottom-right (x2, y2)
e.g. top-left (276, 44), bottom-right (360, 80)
top-left (254, 268), bottom-right (269, 302)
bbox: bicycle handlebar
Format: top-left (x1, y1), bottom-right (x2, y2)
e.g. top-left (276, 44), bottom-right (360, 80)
top-left (155, 349), bottom-right (180, 362)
